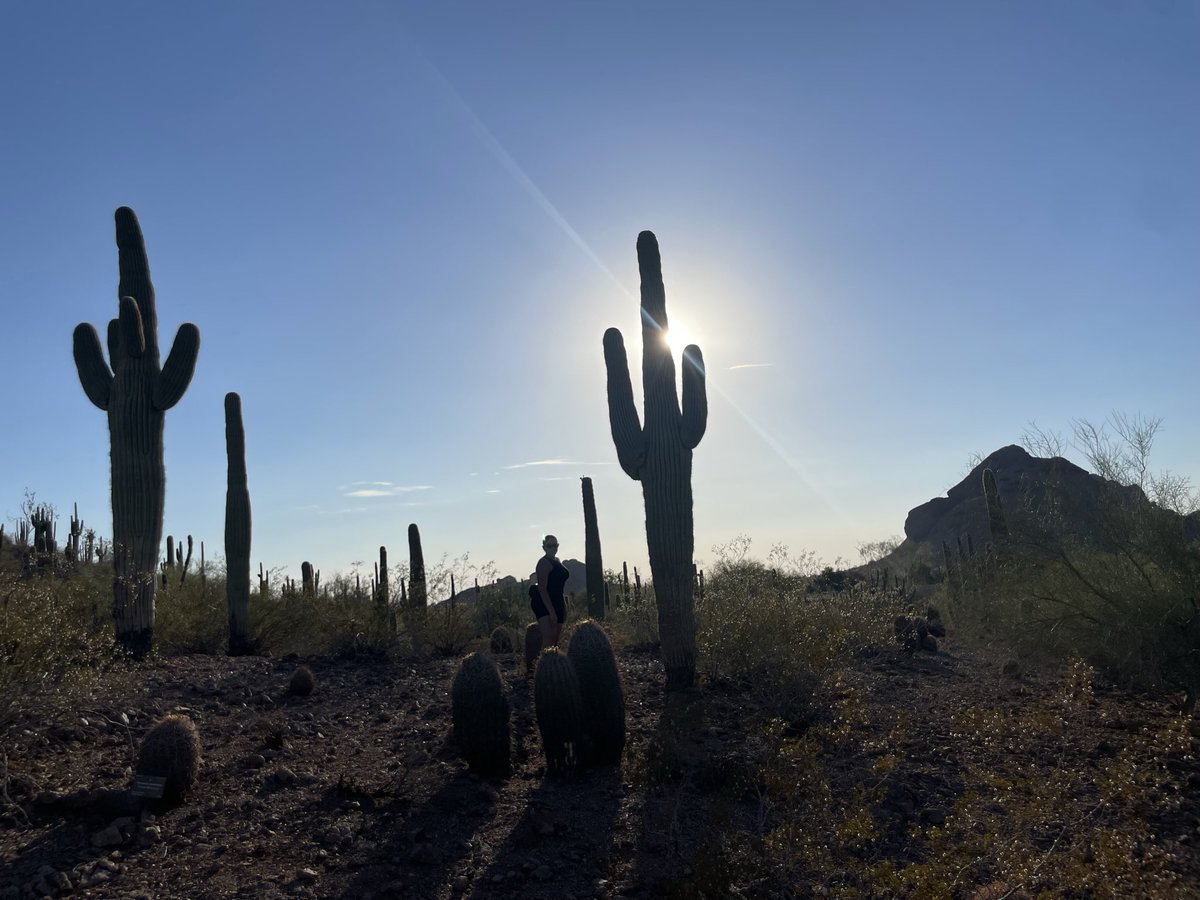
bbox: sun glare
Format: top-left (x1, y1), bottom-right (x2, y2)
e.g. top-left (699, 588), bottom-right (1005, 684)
top-left (664, 322), bottom-right (695, 359)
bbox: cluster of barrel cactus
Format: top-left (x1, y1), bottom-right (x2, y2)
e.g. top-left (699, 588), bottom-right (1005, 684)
top-left (533, 619), bottom-right (626, 769)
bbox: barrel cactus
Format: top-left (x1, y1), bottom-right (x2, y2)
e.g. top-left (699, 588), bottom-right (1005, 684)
top-left (135, 714), bottom-right (201, 804)
top-left (524, 622), bottom-right (542, 673)
top-left (490, 626), bottom-right (515, 654)
top-left (533, 648), bottom-right (586, 771)
top-left (450, 651), bottom-right (511, 777)
top-left (73, 207), bottom-right (200, 658)
top-left (603, 231), bottom-right (706, 690)
top-left (567, 620), bottom-right (626, 765)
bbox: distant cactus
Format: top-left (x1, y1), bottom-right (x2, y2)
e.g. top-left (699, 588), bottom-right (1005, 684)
top-left (73, 208), bottom-right (200, 658)
top-left (983, 468), bottom-right (1008, 540)
top-left (288, 664), bottom-right (316, 696)
top-left (490, 626), bottom-right (515, 654)
top-left (603, 232), bottom-right (707, 690)
top-left (533, 648), bottom-right (586, 771)
top-left (567, 620), bottom-right (626, 765)
top-left (581, 477), bottom-right (606, 619)
top-left (408, 524), bottom-right (427, 608)
top-left (301, 561), bottom-right (315, 595)
top-left (450, 652), bottom-right (511, 777)
top-left (135, 714), bottom-right (201, 804)
top-left (524, 622), bottom-right (542, 672)
top-left (377, 545), bottom-right (389, 605)
top-left (225, 393), bottom-right (253, 655)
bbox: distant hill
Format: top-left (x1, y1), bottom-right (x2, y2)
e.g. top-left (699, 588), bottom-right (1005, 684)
top-left (871, 444), bottom-right (1198, 577)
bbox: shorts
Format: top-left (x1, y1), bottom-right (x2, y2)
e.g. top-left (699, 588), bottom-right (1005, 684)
top-left (529, 584), bottom-right (566, 623)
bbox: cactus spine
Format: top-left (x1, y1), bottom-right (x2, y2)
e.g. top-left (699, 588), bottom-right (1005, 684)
top-left (408, 523), bottom-right (427, 607)
top-left (581, 477), bottom-right (606, 619)
top-left (450, 651), bottom-right (511, 777)
top-left (72, 208), bottom-right (200, 658)
top-left (603, 232), bottom-right (707, 690)
top-left (567, 620), bottom-right (626, 765)
top-left (224, 392), bottom-right (252, 655)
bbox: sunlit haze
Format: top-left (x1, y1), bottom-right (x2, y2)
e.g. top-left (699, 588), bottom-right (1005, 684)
top-left (2, 2), bottom-right (1197, 586)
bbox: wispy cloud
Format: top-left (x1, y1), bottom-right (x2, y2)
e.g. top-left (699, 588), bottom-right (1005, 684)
top-left (340, 482), bottom-right (434, 498)
top-left (728, 363), bottom-right (773, 370)
top-left (485, 489), bottom-right (501, 494)
top-left (504, 459), bottom-right (612, 470)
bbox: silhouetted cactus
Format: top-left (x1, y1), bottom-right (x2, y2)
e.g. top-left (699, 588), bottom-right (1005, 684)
top-left (567, 620), bottom-right (626, 765)
top-left (451, 651), bottom-right (511, 777)
top-left (524, 622), bottom-right (542, 673)
top-left (490, 626), bottom-right (515, 654)
top-left (533, 648), bottom-right (586, 771)
top-left (580, 477), bottom-right (606, 619)
top-left (301, 561), bottom-right (315, 595)
top-left (983, 468), bottom-right (1008, 540)
top-left (603, 231), bottom-right (707, 690)
top-left (377, 545), bottom-right (389, 605)
top-left (408, 523), bottom-right (427, 608)
top-left (73, 208), bottom-right (200, 658)
top-left (288, 664), bottom-right (316, 696)
top-left (225, 393), bottom-right (252, 655)
top-left (135, 714), bottom-right (201, 804)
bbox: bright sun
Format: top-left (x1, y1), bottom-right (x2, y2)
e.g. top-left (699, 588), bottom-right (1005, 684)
top-left (664, 322), bottom-right (695, 359)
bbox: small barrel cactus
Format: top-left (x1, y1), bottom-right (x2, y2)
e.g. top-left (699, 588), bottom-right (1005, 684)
top-left (135, 714), bottom-right (201, 804)
top-left (450, 651), bottom-right (511, 777)
top-left (533, 648), bottom-right (586, 771)
top-left (490, 626), bottom-right (515, 654)
top-left (524, 622), bottom-right (542, 673)
top-left (288, 664), bottom-right (316, 696)
top-left (567, 620), bottom-right (626, 765)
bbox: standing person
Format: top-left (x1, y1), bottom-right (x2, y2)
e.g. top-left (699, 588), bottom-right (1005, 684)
top-left (529, 535), bottom-right (569, 648)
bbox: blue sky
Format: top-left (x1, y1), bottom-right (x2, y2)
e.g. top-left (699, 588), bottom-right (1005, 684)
top-left (2, 1), bottom-right (1197, 586)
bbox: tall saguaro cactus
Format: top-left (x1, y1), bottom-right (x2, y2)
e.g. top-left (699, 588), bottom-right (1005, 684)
top-left (408, 523), bottom-right (427, 608)
top-left (603, 231), bottom-right (707, 690)
top-left (581, 477), bottom-right (605, 619)
top-left (72, 207), bottom-right (200, 658)
top-left (225, 392), bottom-right (252, 655)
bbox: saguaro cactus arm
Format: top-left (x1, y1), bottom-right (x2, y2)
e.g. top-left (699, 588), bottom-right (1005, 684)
top-left (73, 324), bottom-right (113, 410)
top-left (680, 344), bottom-right (707, 450)
top-left (603, 328), bottom-right (645, 480)
top-left (155, 323), bottom-right (200, 410)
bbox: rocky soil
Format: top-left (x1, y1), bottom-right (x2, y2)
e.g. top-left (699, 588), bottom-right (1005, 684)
top-left (2, 638), bottom-right (1199, 899)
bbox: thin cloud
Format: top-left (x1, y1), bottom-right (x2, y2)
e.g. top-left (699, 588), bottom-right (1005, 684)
top-left (341, 482), bottom-right (434, 498)
top-left (728, 363), bottom-right (773, 370)
top-left (485, 489), bottom-right (501, 494)
top-left (504, 459), bottom-right (612, 470)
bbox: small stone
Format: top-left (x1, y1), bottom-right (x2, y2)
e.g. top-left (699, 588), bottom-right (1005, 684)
top-left (298, 868), bottom-right (319, 881)
top-left (91, 824), bottom-right (125, 848)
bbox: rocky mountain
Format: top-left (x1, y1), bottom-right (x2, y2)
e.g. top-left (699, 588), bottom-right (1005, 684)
top-left (876, 444), bottom-right (1193, 576)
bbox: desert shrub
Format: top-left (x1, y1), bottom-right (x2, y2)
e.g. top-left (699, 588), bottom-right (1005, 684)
top-left (954, 416), bottom-right (1200, 710)
top-left (155, 574), bottom-right (229, 654)
top-left (0, 566), bottom-right (115, 698)
top-left (605, 581), bottom-right (659, 650)
top-left (696, 543), bottom-right (899, 702)
top-left (423, 603), bottom-right (476, 657)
